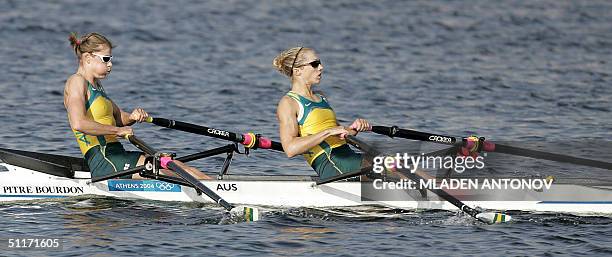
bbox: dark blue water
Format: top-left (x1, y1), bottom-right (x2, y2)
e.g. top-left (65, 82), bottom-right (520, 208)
top-left (1, 0), bottom-right (611, 256)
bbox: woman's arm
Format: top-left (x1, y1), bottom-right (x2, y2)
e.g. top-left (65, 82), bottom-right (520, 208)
top-left (64, 76), bottom-right (132, 136)
top-left (277, 96), bottom-right (348, 158)
top-left (112, 101), bottom-right (148, 127)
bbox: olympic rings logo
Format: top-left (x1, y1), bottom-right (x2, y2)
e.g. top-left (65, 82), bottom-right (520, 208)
top-left (155, 182), bottom-right (176, 191)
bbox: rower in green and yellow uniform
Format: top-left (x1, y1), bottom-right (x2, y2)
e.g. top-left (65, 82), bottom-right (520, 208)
top-left (273, 47), bottom-right (371, 180)
top-left (64, 32), bottom-right (210, 180)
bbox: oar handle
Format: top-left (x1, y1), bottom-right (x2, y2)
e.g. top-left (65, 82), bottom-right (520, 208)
top-left (146, 117), bottom-right (284, 151)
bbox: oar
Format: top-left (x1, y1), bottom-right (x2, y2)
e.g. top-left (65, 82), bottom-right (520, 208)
top-left (372, 125), bottom-right (612, 171)
top-left (125, 134), bottom-right (259, 221)
top-left (145, 117), bottom-right (284, 151)
top-left (345, 135), bottom-right (511, 224)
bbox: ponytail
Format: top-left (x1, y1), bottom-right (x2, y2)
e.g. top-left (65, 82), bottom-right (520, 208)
top-left (68, 32), bottom-right (114, 58)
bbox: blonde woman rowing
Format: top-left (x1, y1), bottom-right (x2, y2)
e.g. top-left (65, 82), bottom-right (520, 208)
top-left (273, 47), bottom-right (370, 180)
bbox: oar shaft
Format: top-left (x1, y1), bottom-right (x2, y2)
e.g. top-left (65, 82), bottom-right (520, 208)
top-left (148, 117), bottom-right (284, 151)
top-left (150, 117), bottom-right (241, 142)
top-left (372, 125), bottom-right (612, 171)
top-left (494, 144), bottom-right (612, 170)
top-left (372, 126), bottom-right (458, 145)
top-left (126, 135), bottom-right (158, 156)
top-left (126, 135), bottom-right (234, 211)
top-left (166, 161), bottom-right (233, 210)
top-left (345, 135), bottom-right (480, 218)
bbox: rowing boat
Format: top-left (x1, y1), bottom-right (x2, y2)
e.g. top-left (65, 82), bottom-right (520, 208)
top-left (2, 117), bottom-right (612, 224)
top-left (2, 147), bottom-right (611, 215)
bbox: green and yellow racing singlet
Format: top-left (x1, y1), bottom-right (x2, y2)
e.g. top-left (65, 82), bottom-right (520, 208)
top-left (72, 80), bottom-right (119, 155)
top-left (285, 91), bottom-right (347, 165)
